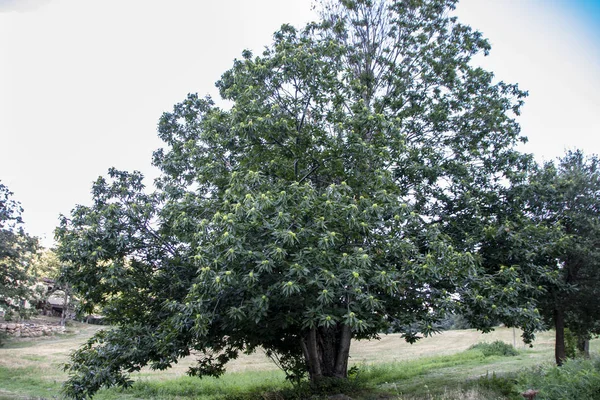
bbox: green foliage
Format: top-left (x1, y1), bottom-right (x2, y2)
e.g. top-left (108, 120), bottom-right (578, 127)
top-left (474, 372), bottom-right (519, 398)
top-left (56, 0), bottom-right (537, 398)
top-left (564, 328), bottom-right (578, 359)
top-left (469, 341), bottom-right (519, 357)
top-left (529, 152), bottom-right (600, 339)
top-left (30, 248), bottom-right (62, 279)
top-left (0, 181), bottom-right (39, 320)
top-left (485, 150), bottom-right (600, 362)
top-left (518, 358), bottom-right (600, 400)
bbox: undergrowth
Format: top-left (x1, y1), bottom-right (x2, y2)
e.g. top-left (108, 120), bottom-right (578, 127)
top-left (517, 357), bottom-right (600, 400)
top-left (469, 341), bottom-right (519, 357)
top-left (468, 356), bottom-right (600, 400)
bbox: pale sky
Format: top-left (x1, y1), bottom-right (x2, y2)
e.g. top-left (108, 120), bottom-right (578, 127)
top-left (1, 0), bottom-right (599, 247)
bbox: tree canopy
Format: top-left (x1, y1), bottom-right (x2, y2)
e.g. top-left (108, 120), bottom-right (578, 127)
top-left (56, 1), bottom-right (541, 398)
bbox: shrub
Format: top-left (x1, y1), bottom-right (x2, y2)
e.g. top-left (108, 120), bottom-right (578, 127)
top-left (475, 372), bottom-right (519, 398)
top-left (469, 341), bottom-right (519, 357)
top-left (518, 357), bottom-right (600, 399)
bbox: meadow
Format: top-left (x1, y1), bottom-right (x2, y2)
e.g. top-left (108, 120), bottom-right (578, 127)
top-left (0, 318), bottom-right (597, 399)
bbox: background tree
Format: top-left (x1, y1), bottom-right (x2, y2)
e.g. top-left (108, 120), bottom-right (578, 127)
top-left (31, 248), bottom-right (62, 279)
top-left (527, 151), bottom-right (600, 364)
top-left (30, 249), bottom-right (75, 325)
top-left (56, 1), bottom-right (540, 398)
top-left (0, 181), bottom-right (39, 322)
top-left (481, 150), bottom-right (600, 365)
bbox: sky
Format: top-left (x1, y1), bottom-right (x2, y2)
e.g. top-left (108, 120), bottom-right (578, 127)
top-left (1, 0), bottom-right (599, 248)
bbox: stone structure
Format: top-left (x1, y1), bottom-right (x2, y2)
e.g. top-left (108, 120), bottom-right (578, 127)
top-left (0, 322), bottom-right (66, 337)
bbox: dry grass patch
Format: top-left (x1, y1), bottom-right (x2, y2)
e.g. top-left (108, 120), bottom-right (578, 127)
top-left (0, 325), bottom-right (555, 378)
top-left (349, 328), bottom-right (555, 365)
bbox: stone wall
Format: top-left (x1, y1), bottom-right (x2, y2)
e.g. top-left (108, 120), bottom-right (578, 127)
top-left (0, 322), bottom-right (66, 338)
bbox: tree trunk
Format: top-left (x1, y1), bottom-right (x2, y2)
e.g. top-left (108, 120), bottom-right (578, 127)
top-left (60, 285), bottom-right (69, 327)
top-left (554, 308), bottom-right (566, 366)
top-left (577, 337), bottom-right (590, 358)
top-left (301, 324), bottom-right (352, 383)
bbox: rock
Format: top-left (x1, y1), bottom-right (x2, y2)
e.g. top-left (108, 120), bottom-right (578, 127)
top-left (328, 395), bottom-right (353, 400)
top-left (6, 323), bottom-right (16, 330)
top-left (522, 389), bottom-right (539, 399)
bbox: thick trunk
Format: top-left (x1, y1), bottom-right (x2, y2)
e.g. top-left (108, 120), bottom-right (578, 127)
top-left (334, 325), bottom-right (352, 377)
top-left (302, 327), bottom-right (322, 380)
top-left (302, 324), bottom-right (352, 382)
top-left (577, 337), bottom-right (590, 358)
top-left (554, 308), bottom-right (566, 366)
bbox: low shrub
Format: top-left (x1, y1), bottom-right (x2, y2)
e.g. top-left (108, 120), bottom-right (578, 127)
top-left (474, 372), bottom-right (519, 398)
top-left (517, 357), bottom-right (600, 400)
top-left (469, 341), bottom-right (519, 357)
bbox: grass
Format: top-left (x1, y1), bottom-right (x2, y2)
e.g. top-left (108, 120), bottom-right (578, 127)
top-left (0, 365), bottom-right (62, 398)
top-left (0, 319), bottom-right (596, 399)
top-left (94, 370), bottom-right (291, 400)
top-left (352, 346), bottom-right (522, 398)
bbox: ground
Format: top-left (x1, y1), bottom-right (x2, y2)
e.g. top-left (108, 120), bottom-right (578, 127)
top-left (0, 319), bottom-right (591, 399)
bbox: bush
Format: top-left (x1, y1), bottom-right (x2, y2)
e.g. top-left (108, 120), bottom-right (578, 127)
top-left (3, 309), bottom-right (14, 322)
top-left (469, 341), bottom-right (519, 357)
top-left (475, 372), bottom-right (519, 398)
top-left (518, 357), bottom-right (600, 399)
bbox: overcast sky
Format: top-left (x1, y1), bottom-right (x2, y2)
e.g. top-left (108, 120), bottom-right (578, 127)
top-left (1, 0), bottom-right (599, 247)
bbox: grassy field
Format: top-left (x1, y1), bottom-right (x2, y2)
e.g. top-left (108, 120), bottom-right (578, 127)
top-left (0, 317), bottom-right (596, 399)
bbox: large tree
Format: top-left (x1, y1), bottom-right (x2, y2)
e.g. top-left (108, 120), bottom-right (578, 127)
top-left (0, 182), bottom-right (39, 321)
top-left (56, 1), bottom-right (540, 398)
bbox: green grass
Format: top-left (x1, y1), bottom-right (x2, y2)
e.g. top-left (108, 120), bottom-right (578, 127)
top-left (94, 370), bottom-right (291, 400)
top-left (0, 366), bottom-right (62, 398)
top-left (351, 346), bottom-right (523, 398)
top-left (0, 340), bottom-right (41, 349)
top-left (21, 354), bottom-right (47, 362)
